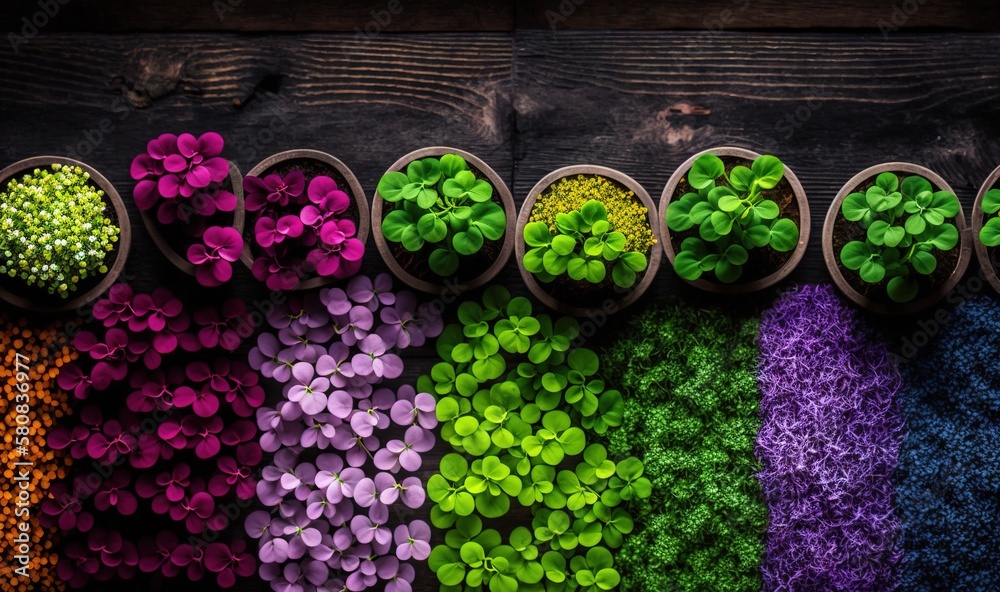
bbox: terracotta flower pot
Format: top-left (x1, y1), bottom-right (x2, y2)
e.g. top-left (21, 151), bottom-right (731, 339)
top-left (516, 165), bottom-right (662, 317)
top-left (140, 162), bottom-right (245, 277)
top-left (822, 162), bottom-right (972, 315)
top-left (971, 163), bottom-right (1000, 294)
top-left (0, 156), bottom-right (131, 313)
top-left (658, 146), bottom-right (810, 293)
top-left (372, 147), bottom-right (515, 294)
top-left (240, 149), bottom-right (369, 292)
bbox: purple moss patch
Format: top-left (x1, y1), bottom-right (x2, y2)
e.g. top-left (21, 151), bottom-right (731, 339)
top-left (895, 297), bottom-right (1000, 590)
top-left (757, 283), bottom-right (904, 591)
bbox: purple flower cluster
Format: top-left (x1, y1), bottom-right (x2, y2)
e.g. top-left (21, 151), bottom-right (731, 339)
top-left (129, 132), bottom-right (244, 287)
top-left (48, 284), bottom-right (264, 589)
top-left (756, 284), bottom-right (904, 591)
top-left (244, 171), bottom-right (365, 290)
top-left (248, 273), bottom-right (441, 592)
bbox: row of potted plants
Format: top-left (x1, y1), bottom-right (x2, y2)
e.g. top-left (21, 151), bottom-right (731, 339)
top-left (3, 144), bottom-right (999, 315)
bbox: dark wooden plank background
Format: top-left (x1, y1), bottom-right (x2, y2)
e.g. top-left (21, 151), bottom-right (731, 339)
top-left (2, 1), bottom-right (1000, 590)
top-left (5, 0), bottom-right (1000, 32)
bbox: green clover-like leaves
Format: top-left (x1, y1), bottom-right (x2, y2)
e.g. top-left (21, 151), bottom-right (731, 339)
top-left (667, 153), bottom-right (798, 284)
top-left (980, 188), bottom-right (1000, 247)
top-left (377, 153), bottom-right (507, 276)
top-left (523, 198), bottom-right (650, 289)
top-left (838, 171), bottom-right (961, 303)
top-left (423, 289), bottom-right (647, 592)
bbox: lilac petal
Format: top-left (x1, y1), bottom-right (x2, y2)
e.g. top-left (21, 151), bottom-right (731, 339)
top-left (398, 449), bottom-right (422, 472)
top-left (302, 559), bottom-right (328, 586)
top-left (291, 361), bottom-right (314, 385)
top-left (259, 538), bottom-right (289, 563)
top-left (376, 556), bottom-right (400, 580)
top-left (373, 449), bottom-right (398, 472)
top-left (299, 392), bottom-right (328, 416)
top-left (350, 411), bottom-right (377, 438)
top-left (368, 502), bottom-right (389, 524)
top-left (407, 426), bottom-right (435, 452)
top-left (399, 478), bottom-right (425, 509)
top-left (390, 400), bottom-right (415, 427)
top-left (351, 354), bottom-right (374, 377)
top-left (300, 527), bottom-right (322, 548)
top-left (327, 390), bottom-right (354, 419)
top-left (346, 276), bottom-right (373, 303)
top-left (339, 468), bottom-right (364, 496)
top-left (245, 510), bottom-right (272, 538)
top-left (380, 354), bottom-right (404, 379)
top-left (379, 486), bottom-right (399, 505)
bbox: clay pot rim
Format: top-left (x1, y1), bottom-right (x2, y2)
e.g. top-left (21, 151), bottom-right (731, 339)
top-left (658, 146), bottom-right (811, 294)
top-left (371, 147), bottom-right (516, 294)
top-left (515, 164), bottom-right (663, 317)
top-left (240, 149), bottom-right (370, 292)
top-left (822, 161), bottom-right (972, 315)
top-left (141, 163), bottom-right (245, 277)
top-left (0, 156), bottom-right (132, 313)
top-left (971, 163), bottom-right (1000, 294)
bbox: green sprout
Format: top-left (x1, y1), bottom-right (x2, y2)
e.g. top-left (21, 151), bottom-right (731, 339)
top-left (979, 187), bottom-right (1000, 247)
top-left (666, 153), bottom-right (799, 283)
top-left (523, 199), bottom-right (648, 289)
top-left (0, 164), bottom-right (120, 298)
top-left (378, 153), bottom-right (507, 276)
top-left (838, 171), bottom-right (960, 303)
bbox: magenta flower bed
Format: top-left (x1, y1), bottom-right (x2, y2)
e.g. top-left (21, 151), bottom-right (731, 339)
top-left (47, 284), bottom-right (265, 589)
top-left (756, 284), bottom-right (904, 590)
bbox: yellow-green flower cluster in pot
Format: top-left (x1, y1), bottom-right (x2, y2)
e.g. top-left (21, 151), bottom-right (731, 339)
top-left (0, 164), bottom-right (120, 298)
top-left (524, 175), bottom-right (655, 289)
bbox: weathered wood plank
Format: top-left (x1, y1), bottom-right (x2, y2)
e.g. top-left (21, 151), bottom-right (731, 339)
top-left (4, 0), bottom-right (999, 33)
top-left (1, 0), bottom-right (515, 34)
top-left (516, 0), bottom-right (1000, 31)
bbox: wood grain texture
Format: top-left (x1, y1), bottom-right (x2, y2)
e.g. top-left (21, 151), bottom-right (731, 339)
top-left (3, 0), bottom-right (1000, 32)
top-left (1, 0), bottom-right (515, 33)
top-left (1, 29), bottom-right (999, 592)
top-left (516, 0), bottom-right (1000, 31)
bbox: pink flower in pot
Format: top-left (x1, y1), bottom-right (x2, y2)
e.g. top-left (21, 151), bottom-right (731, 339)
top-left (186, 226), bottom-right (244, 287)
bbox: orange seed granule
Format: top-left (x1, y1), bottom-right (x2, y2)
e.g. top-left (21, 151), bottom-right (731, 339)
top-left (0, 316), bottom-right (75, 592)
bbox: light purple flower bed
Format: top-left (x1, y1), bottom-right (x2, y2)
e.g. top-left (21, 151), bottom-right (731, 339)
top-left (756, 284), bottom-right (904, 591)
top-left (248, 273), bottom-right (443, 592)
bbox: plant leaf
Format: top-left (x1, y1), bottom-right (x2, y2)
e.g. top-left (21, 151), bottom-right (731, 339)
top-left (689, 154), bottom-right (724, 190)
top-left (377, 171), bottom-right (411, 202)
top-left (887, 275), bottom-right (919, 303)
top-left (768, 218), bottom-right (799, 252)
